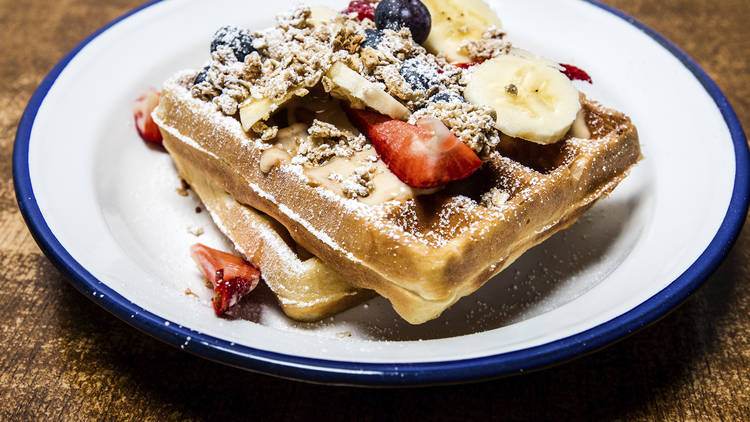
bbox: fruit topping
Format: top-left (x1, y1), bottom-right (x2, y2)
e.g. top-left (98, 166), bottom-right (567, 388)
top-left (428, 90), bottom-right (466, 104)
top-left (362, 28), bottom-right (385, 50)
top-left (560, 63), bottom-right (593, 84)
top-left (193, 66), bottom-right (209, 85)
top-left (421, 0), bottom-right (502, 63)
top-left (465, 53), bottom-right (581, 145)
top-left (309, 6), bottom-right (338, 25)
top-left (213, 277), bottom-right (256, 316)
top-left (343, 0), bottom-right (377, 21)
top-left (133, 88), bottom-right (163, 144)
top-left (453, 62), bottom-right (480, 69)
top-left (240, 97), bottom-right (282, 132)
top-left (344, 105), bottom-right (481, 188)
top-left (190, 243), bottom-right (260, 316)
top-left (210, 25), bottom-right (256, 62)
top-left (374, 0), bottom-right (432, 44)
top-left (326, 62), bottom-right (411, 121)
top-left (399, 57), bottom-right (441, 92)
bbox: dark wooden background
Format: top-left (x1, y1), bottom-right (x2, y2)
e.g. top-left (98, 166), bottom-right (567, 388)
top-left (2, 1), bottom-right (749, 420)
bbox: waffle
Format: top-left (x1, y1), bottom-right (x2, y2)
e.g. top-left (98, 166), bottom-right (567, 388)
top-left (170, 147), bottom-right (372, 321)
top-left (154, 73), bottom-right (641, 324)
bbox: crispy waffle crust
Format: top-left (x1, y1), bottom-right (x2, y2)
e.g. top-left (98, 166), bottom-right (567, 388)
top-left (154, 75), bottom-right (641, 324)
top-left (171, 151), bottom-right (372, 322)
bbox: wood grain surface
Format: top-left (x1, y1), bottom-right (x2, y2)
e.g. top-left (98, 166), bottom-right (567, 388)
top-left (2, 1), bottom-right (749, 420)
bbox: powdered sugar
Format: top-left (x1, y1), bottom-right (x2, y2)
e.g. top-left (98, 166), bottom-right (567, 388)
top-left (152, 3), bottom-right (640, 325)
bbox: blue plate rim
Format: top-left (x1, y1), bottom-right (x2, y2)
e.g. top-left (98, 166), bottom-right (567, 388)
top-left (12, 0), bottom-right (749, 386)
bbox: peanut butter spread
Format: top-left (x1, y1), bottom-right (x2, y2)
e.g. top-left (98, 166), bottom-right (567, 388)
top-left (261, 116), bottom-right (419, 204)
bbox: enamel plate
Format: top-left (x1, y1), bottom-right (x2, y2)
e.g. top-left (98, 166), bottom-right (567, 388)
top-left (13, 0), bottom-right (749, 385)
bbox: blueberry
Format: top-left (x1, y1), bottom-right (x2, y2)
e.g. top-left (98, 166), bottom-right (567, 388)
top-left (399, 58), bottom-right (440, 92)
top-left (210, 25), bottom-right (255, 61)
top-left (429, 90), bottom-right (467, 104)
top-left (193, 66), bottom-right (209, 85)
top-left (362, 29), bottom-right (384, 50)
top-left (374, 0), bottom-right (431, 44)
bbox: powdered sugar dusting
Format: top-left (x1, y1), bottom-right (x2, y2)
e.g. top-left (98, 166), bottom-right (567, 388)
top-left (151, 4), bottom-right (640, 325)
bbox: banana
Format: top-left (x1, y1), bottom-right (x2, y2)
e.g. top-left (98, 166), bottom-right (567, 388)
top-left (421, 0), bottom-right (502, 63)
top-left (308, 6), bottom-right (338, 26)
top-left (239, 97), bottom-right (275, 131)
top-left (238, 6), bottom-right (338, 132)
top-left (241, 61), bottom-right (411, 132)
top-left (464, 53), bottom-right (581, 144)
top-left (325, 62), bottom-right (411, 120)
top-left (239, 92), bottom-right (303, 132)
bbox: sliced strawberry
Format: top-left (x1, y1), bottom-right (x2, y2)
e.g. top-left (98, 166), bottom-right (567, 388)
top-left (343, 0), bottom-right (376, 21)
top-left (134, 88), bottom-right (163, 144)
top-left (453, 62), bottom-right (480, 69)
top-left (559, 63), bottom-right (593, 84)
top-left (344, 105), bottom-right (482, 189)
top-left (190, 243), bottom-right (260, 316)
top-left (212, 278), bottom-right (256, 317)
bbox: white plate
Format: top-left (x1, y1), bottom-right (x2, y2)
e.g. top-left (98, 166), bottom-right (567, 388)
top-left (14, 0), bottom-right (749, 385)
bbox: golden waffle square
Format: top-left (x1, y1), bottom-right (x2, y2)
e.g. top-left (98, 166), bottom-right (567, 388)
top-left (154, 74), bottom-right (641, 324)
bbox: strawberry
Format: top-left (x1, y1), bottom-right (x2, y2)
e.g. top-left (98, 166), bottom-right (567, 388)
top-left (344, 105), bottom-right (482, 188)
top-left (343, 0), bottom-right (376, 21)
top-left (190, 243), bottom-right (260, 316)
top-left (559, 63), bottom-right (593, 84)
top-left (133, 88), bottom-right (163, 144)
top-left (453, 62), bottom-right (480, 69)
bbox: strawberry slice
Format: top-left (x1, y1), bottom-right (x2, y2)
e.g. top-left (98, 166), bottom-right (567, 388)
top-left (344, 105), bottom-right (482, 188)
top-left (559, 63), bottom-right (593, 84)
top-left (134, 88), bottom-right (163, 144)
top-left (190, 243), bottom-right (260, 316)
top-left (453, 62), bottom-right (480, 69)
top-left (343, 0), bottom-right (376, 21)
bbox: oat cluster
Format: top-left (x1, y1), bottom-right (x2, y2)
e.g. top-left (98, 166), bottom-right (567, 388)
top-left (459, 28), bottom-right (511, 62)
top-left (410, 101), bottom-right (500, 158)
top-left (294, 119), bottom-right (368, 166)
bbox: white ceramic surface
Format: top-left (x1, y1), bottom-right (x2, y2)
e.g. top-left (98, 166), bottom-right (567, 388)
top-left (24, 0), bottom-right (735, 365)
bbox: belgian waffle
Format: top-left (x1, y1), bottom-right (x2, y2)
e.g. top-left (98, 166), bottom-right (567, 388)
top-left (154, 75), bottom-right (641, 324)
top-left (171, 149), bottom-right (372, 321)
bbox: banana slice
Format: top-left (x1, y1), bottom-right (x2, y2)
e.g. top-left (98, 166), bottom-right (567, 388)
top-left (241, 62), bottom-right (410, 131)
top-left (239, 92), bottom-right (304, 132)
top-left (239, 6), bottom-right (338, 131)
top-left (309, 6), bottom-right (337, 26)
top-left (421, 0), bottom-right (502, 63)
top-left (239, 98), bottom-right (276, 131)
top-left (465, 53), bottom-right (581, 145)
top-left (325, 62), bottom-right (410, 120)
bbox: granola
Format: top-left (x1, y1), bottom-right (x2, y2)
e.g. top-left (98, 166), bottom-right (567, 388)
top-left (409, 100), bottom-right (500, 158)
top-left (186, 5), bottom-right (517, 200)
top-left (458, 27), bottom-right (512, 62)
top-left (294, 119), bottom-right (368, 166)
top-left (192, 8), bottom-right (357, 113)
top-left (341, 163), bottom-right (377, 199)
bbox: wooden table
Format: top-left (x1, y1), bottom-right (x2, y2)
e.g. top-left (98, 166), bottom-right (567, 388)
top-left (2, 1), bottom-right (748, 420)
